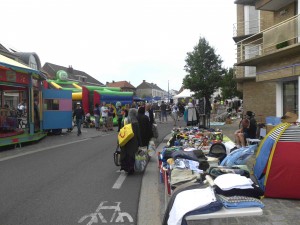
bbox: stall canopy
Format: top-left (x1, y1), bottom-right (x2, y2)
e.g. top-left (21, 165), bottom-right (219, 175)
top-left (173, 89), bottom-right (195, 100)
top-left (0, 54), bottom-right (46, 79)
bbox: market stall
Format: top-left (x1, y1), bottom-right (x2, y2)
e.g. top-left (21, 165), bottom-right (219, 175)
top-left (0, 54), bottom-right (46, 147)
top-left (158, 126), bottom-right (264, 224)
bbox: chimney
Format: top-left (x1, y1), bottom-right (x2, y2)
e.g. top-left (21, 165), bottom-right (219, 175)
top-left (67, 65), bottom-right (73, 74)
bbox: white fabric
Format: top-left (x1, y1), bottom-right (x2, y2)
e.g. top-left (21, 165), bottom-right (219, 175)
top-left (168, 187), bottom-right (216, 225)
top-left (101, 106), bottom-right (108, 117)
top-left (214, 174), bottom-right (253, 191)
top-left (187, 107), bottom-right (197, 122)
top-left (123, 117), bottom-right (128, 126)
top-left (145, 111), bottom-right (149, 117)
top-left (173, 89), bottom-right (195, 99)
top-left (172, 104), bottom-right (178, 113)
top-left (18, 104), bottom-right (25, 110)
top-left (188, 102), bottom-right (194, 107)
top-left (223, 141), bottom-right (236, 155)
top-left (183, 147), bottom-right (196, 152)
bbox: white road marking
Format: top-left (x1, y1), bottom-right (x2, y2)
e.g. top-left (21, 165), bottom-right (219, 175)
top-left (0, 138), bottom-right (91, 162)
top-left (78, 201), bottom-right (134, 224)
top-left (112, 172), bottom-right (127, 189)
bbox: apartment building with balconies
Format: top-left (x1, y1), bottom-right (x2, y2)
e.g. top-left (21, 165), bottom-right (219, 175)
top-left (234, 0), bottom-right (299, 119)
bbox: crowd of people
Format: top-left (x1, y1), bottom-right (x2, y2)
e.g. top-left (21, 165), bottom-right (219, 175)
top-left (0, 101), bottom-right (29, 132)
top-left (1, 101), bottom-right (26, 119)
top-left (71, 100), bottom-right (186, 174)
top-left (72, 98), bottom-right (256, 174)
top-left (115, 102), bottom-right (155, 174)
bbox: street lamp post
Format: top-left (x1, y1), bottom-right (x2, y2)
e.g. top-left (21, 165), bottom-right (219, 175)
top-left (168, 80), bottom-right (169, 103)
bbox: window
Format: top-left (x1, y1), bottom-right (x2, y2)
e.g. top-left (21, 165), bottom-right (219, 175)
top-left (29, 55), bottom-right (38, 70)
top-left (283, 80), bottom-right (298, 115)
top-left (43, 99), bottom-right (59, 110)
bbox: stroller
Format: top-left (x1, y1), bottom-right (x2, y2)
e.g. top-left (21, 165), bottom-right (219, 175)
top-left (83, 113), bottom-right (94, 128)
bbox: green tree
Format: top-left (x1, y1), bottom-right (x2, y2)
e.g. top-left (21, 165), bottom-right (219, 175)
top-left (183, 37), bottom-right (224, 100)
top-left (220, 67), bottom-right (243, 100)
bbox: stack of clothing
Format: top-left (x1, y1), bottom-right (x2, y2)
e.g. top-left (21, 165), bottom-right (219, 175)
top-left (214, 173), bottom-right (265, 208)
top-left (165, 185), bottom-right (223, 225)
top-left (164, 173), bottom-right (264, 225)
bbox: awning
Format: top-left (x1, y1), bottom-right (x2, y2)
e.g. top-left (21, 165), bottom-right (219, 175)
top-left (173, 89), bottom-right (195, 99)
top-left (0, 54), bottom-right (46, 79)
top-left (133, 96), bottom-right (146, 102)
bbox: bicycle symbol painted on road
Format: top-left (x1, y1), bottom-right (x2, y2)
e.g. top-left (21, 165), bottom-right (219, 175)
top-left (78, 201), bottom-right (134, 224)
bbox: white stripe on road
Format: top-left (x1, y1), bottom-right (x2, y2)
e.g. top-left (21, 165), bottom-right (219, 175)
top-left (112, 172), bottom-right (127, 189)
top-left (0, 138), bottom-right (91, 162)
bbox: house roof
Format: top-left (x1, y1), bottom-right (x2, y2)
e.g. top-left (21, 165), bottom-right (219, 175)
top-left (136, 80), bottom-right (164, 91)
top-left (42, 62), bottom-right (103, 86)
top-left (0, 54), bottom-right (46, 79)
top-left (106, 80), bottom-right (135, 89)
top-left (14, 52), bottom-right (42, 70)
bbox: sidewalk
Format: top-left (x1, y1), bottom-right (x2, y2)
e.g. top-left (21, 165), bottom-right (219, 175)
top-left (138, 118), bottom-right (300, 225)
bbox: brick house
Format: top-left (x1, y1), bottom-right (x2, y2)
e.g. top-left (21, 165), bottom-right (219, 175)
top-left (234, 0), bottom-right (300, 120)
top-left (106, 80), bottom-right (136, 95)
top-left (42, 63), bottom-right (103, 86)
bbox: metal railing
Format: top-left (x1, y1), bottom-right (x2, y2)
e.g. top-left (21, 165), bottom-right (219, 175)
top-left (236, 14), bottom-right (300, 63)
top-left (234, 66), bottom-right (256, 79)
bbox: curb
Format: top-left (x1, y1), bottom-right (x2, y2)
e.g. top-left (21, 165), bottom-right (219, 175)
top-left (138, 134), bottom-right (171, 225)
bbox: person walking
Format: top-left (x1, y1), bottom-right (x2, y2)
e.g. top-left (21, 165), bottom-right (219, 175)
top-left (160, 101), bottom-right (167, 123)
top-left (120, 108), bottom-right (142, 174)
top-left (73, 102), bottom-right (85, 136)
top-left (121, 108), bottom-right (129, 127)
top-left (171, 103), bottom-right (179, 126)
top-left (116, 102), bottom-right (123, 132)
top-left (100, 102), bottom-right (108, 131)
top-left (107, 103), bottom-right (114, 131)
top-left (93, 103), bottom-right (100, 131)
top-left (137, 106), bottom-right (152, 148)
top-left (145, 103), bottom-right (154, 127)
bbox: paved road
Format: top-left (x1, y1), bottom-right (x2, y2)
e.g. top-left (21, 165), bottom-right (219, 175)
top-left (0, 131), bottom-right (144, 225)
top-left (0, 115), bottom-right (181, 225)
top-left (1, 116), bottom-right (300, 225)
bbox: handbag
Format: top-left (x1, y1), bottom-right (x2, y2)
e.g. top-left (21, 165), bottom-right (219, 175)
top-left (135, 147), bottom-right (148, 172)
top-left (113, 145), bottom-right (121, 166)
top-left (118, 123), bottom-right (134, 147)
top-left (152, 123), bottom-right (159, 138)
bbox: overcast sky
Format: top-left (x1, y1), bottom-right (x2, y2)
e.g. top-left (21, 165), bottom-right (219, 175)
top-left (2, 0), bottom-right (236, 92)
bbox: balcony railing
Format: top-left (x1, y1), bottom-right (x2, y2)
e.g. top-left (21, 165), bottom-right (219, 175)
top-left (233, 18), bottom-right (274, 37)
top-left (234, 66), bottom-right (256, 80)
top-left (236, 14), bottom-right (300, 63)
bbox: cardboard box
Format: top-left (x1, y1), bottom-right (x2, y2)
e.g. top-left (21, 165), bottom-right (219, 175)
top-left (266, 125), bottom-right (275, 134)
top-left (225, 118), bottom-right (232, 124)
top-left (281, 112), bottom-right (298, 123)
